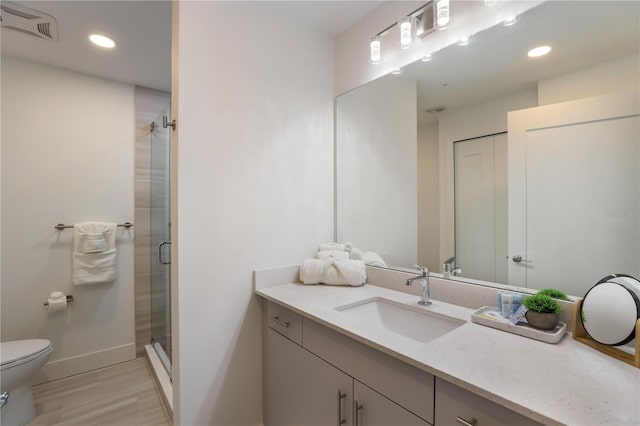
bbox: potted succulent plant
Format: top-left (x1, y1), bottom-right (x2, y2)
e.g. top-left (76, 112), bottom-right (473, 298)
top-left (523, 294), bottom-right (561, 330)
top-left (537, 288), bottom-right (570, 301)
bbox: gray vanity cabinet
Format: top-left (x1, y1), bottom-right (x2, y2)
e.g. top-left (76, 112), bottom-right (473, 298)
top-left (264, 328), bottom-right (353, 426)
top-left (434, 378), bottom-right (542, 426)
top-left (353, 380), bottom-right (429, 426)
top-left (263, 300), bottom-right (541, 426)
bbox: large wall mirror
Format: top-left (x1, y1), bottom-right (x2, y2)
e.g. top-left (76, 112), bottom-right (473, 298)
top-left (336, 1), bottom-right (640, 297)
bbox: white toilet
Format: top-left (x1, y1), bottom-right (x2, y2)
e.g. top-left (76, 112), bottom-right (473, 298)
top-left (0, 339), bottom-right (53, 426)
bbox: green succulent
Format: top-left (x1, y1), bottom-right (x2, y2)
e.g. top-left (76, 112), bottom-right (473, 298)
top-left (524, 294), bottom-right (561, 314)
top-left (537, 288), bottom-right (570, 301)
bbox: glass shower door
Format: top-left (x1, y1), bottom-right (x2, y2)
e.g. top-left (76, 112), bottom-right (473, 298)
top-left (150, 104), bottom-right (172, 373)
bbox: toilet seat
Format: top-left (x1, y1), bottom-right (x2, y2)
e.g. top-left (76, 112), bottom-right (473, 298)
top-left (0, 340), bottom-right (53, 370)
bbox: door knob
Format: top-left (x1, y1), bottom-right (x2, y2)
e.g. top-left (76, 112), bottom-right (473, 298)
top-left (512, 254), bottom-right (532, 263)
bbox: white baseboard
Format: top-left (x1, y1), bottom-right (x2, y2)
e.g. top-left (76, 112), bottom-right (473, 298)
top-left (33, 343), bottom-right (136, 384)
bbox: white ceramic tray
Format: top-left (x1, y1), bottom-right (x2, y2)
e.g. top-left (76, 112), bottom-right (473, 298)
top-left (471, 306), bottom-right (567, 344)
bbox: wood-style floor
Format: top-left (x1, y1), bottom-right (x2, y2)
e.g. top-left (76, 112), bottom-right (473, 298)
top-left (28, 358), bottom-right (171, 426)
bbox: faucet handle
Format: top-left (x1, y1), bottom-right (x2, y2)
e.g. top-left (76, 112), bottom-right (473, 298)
top-left (412, 265), bottom-right (429, 277)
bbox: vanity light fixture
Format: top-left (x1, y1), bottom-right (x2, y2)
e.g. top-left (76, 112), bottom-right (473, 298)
top-left (369, 1), bottom-right (452, 66)
top-left (458, 35), bottom-right (470, 46)
top-left (434, 0), bottom-right (451, 29)
top-left (391, 68), bottom-right (402, 75)
top-left (528, 45), bottom-right (551, 57)
top-left (502, 15), bottom-right (518, 27)
top-left (89, 33), bottom-right (116, 48)
top-left (399, 17), bottom-right (413, 49)
top-left (370, 36), bottom-right (382, 64)
top-left (421, 54), bottom-right (432, 62)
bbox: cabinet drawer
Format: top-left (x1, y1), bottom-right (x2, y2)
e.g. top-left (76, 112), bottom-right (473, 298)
top-left (434, 378), bottom-right (542, 426)
top-left (304, 319), bottom-right (434, 423)
top-left (354, 380), bottom-right (430, 426)
top-left (266, 300), bottom-right (303, 345)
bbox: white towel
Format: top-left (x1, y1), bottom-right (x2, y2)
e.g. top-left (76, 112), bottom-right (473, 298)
top-left (318, 242), bottom-right (353, 253)
top-left (350, 247), bottom-right (364, 260)
top-left (300, 259), bottom-right (324, 284)
top-left (73, 222), bottom-right (118, 285)
top-left (363, 251), bottom-right (387, 268)
top-left (315, 250), bottom-right (350, 261)
top-left (299, 259), bottom-right (366, 287)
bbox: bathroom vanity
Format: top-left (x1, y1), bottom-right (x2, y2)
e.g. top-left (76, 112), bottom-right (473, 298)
top-left (256, 266), bottom-right (640, 426)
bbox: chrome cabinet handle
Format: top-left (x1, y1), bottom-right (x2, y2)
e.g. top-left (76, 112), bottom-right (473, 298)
top-left (158, 241), bottom-right (172, 265)
top-left (354, 400), bottom-right (363, 426)
top-left (337, 389), bottom-right (346, 425)
top-left (0, 392), bottom-right (8, 408)
top-left (511, 254), bottom-right (532, 263)
top-left (456, 416), bottom-right (477, 426)
top-left (268, 315), bottom-right (290, 328)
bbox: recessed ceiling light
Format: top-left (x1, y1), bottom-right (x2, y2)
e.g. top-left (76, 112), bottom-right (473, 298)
top-left (89, 34), bottom-right (116, 49)
top-left (528, 45), bottom-right (551, 58)
top-left (458, 36), bottom-right (470, 46)
top-left (391, 68), bottom-right (402, 75)
top-left (421, 54), bottom-right (432, 62)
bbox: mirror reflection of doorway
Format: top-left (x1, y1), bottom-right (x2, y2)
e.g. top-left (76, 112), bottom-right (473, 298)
top-left (454, 133), bottom-right (508, 284)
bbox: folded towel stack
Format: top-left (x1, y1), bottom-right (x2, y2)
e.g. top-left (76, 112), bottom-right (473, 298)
top-left (318, 242), bottom-right (353, 252)
top-left (315, 250), bottom-right (350, 261)
top-left (349, 247), bottom-right (387, 267)
top-left (300, 259), bottom-right (366, 287)
top-left (73, 222), bottom-right (118, 285)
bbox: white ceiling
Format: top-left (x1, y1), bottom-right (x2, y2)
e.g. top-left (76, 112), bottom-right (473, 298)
top-left (1, 1), bottom-right (172, 92)
top-left (397, 1), bottom-right (640, 127)
top-left (1, 1), bottom-right (382, 92)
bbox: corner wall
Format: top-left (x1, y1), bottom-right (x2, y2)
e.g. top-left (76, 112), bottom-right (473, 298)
top-left (1, 56), bottom-right (136, 381)
top-left (174, 2), bottom-right (334, 424)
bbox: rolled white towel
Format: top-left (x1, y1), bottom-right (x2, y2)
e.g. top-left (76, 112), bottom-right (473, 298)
top-left (363, 251), bottom-right (387, 268)
top-left (325, 260), bottom-right (366, 286)
top-left (318, 242), bottom-right (351, 252)
top-left (350, 247), bottom-right (364, 260)
top-left (315, 250), bottom-right (350, 261)
top-left (300, 259), bottom-right (324, 284)
top-left (299, 259), bottom-right (366, 286)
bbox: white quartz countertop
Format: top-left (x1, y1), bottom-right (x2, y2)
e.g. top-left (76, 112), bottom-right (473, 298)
top-left (256, 283), bottom-right (640, 426)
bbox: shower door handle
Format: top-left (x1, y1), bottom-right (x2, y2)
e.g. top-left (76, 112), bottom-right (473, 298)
top-left (158, 241), bottom-right (172, 265)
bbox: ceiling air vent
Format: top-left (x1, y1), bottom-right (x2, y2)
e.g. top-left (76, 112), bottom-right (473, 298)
top-left (0, 1), bottom-right (58, 41)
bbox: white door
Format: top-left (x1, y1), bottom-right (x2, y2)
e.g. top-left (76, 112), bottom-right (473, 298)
top-left (508, 91), bottom-right (640, 295)
top-left (454, 134), bottom-right (508, 283)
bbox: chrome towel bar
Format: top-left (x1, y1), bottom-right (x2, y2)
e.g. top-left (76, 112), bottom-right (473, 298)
top-left (54, 222), bottom-right (133, 230)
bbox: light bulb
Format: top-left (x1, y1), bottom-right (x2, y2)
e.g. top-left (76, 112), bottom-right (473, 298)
top-left (89, 34), bottom-right (116, 48)
top-left (370, 36), bottom-right (381, 64)
top-left (435, 0), bottom-right (451, 29)
top-left (399, 17), bottom-right (413, 49)
top-left (528, 45), bottom-right (551, 58)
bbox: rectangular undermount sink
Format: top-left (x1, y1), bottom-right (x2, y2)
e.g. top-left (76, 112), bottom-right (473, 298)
top-left (335, 298), bottom-right (465, 343)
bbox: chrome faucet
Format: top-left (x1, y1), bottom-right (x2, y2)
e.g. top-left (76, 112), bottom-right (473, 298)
top-left (406, 265), bottom-right (431, 306)
top-left (443, 257), bottom-right (463, 279)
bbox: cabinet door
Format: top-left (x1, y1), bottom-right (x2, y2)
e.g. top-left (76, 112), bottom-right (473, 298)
top-left (353, 381), bottom-right (430, 426)
top-left (434, 378), bottom-right (542, 426)
top-left (264, 328), bottom-right (353, 426)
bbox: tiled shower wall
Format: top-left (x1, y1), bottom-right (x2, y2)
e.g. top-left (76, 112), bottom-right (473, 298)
top-left (135, 87), bottom-right (171, 356)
